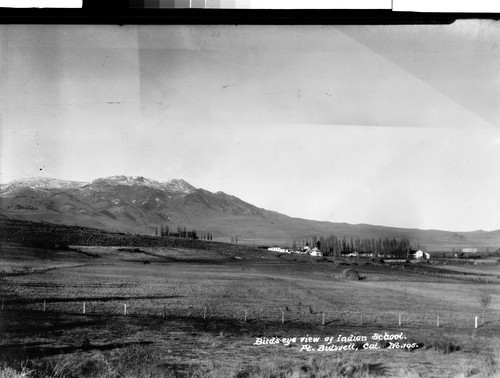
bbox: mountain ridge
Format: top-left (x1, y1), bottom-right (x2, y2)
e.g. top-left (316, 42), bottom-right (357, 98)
top-left (1, 175), bottom-right (499, 251)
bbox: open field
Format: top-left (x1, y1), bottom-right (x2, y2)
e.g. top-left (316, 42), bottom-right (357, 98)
top-left (433, 264), bottom-right (500, 277)
top-left (1, 242), bottom-right (500, 377)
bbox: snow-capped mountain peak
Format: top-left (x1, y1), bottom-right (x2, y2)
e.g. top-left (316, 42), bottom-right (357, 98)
top-left (1, 175), bottom-right (197, 196)
top-left (0, 177), bottom-right (86, 195)
top-left (86, 176), bottom-right (196, 193)
top-left (162, 179), bottom-right (196, 193)
top-left (3, 177), bottom-right (86, 188)
top-left (89, 175), bottom-right (160, 188)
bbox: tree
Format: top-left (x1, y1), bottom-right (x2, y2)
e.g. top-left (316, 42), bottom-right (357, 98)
top-left (479, 291), bottom-right (491, 325)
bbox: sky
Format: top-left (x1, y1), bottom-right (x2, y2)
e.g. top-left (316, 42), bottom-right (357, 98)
top-left (1, 21), bottom-right (499, 232)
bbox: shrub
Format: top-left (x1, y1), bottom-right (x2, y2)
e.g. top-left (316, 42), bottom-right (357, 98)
top-left (341, 269), bottom-right (360, 280)
top-left (426, 332), bottom-right (460, 354)
top-left (478, 291), bottom-right (491, 325)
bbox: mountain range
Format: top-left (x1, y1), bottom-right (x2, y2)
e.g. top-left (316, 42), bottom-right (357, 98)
top-left (1, 175), bottom-right (499, 251)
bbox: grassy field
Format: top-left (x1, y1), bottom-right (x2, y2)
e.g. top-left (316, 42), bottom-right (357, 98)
top-left (433, 264), bottom-right (500, 277)
top-left (1, 242), bottom-right (500, 377)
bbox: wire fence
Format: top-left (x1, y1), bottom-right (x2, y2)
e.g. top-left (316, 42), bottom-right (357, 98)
top-left (1, 297), bottom-right (494, 330)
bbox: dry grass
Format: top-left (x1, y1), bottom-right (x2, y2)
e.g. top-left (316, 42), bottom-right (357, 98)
top-left (3, 354), bottom-right (390, 378)
top-left (434, 264), bottom-right (500, 276)
top-left (2, 333), bottom-right (500, 378)
top-left (10, 345), bottom-right (175, 378)
top-left (0, 361), bottom-right (33, 378)
top-left (2, 243), bottom-right (500, 377)
top-left (9, 351), bottom-right (499, 378)
top-left (231, 355), bottom-right (389, 378)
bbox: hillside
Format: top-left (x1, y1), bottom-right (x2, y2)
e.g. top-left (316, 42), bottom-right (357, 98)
top-left (1, 176), bottom-right (500, 251)
top-left (0, 215), bottom-right (277, 261)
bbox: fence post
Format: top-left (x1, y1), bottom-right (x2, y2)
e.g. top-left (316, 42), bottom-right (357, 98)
top-left (43, 300), bottom-right (46, 312)
top-left (398, 314), bottom-right (401, 326)
top-left (475, 316), bottom-right (478, 329)
top-left (162, 306), bottom-right (166, 319)
top-left (322, 312), bottom-right (325, 326)
top-left (203, 307), bottom-right (207, 320)
top-left (281, 311), bottom-right (284, 324)
top-left (360, 314), bottom-right (363, 326)
top-left (1, 298), bottom-right (3, 311)
top-left (83, 302), bottom-right (86, 314)
top-left (244, 309), bottom-right (248, 322)
top-left (124, 304), bottom-right (127, 316)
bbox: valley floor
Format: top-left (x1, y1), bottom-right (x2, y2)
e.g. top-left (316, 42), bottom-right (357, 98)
top-left (1, 243), bottom-right (499, 377)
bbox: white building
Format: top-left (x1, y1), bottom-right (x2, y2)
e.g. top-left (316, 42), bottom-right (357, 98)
top-left (309, 247), bottom-right (323, 257)
top-left (268, 247), bottom-right (291, 253)
top-left (414, 250), bottom-right (430, 260)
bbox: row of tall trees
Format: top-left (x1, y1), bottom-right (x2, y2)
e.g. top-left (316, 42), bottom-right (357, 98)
top-left (199, 232), bottom-right (213, 241)
top-left (293, 235), bottom-right (422, 258)
top-left (155, 225), bottom-right (213, 241)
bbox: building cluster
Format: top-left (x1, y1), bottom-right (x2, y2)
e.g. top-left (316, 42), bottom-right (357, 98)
top-left (267, 246), bottom-right (436, 260)
top-left (267, 245), bottom-right (323, 257)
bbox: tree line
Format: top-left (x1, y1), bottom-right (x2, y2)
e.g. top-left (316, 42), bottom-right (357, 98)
top-left (293, 235), bottom-right (423, 259)
top-left (155, 225), bottom-right (213, 241)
